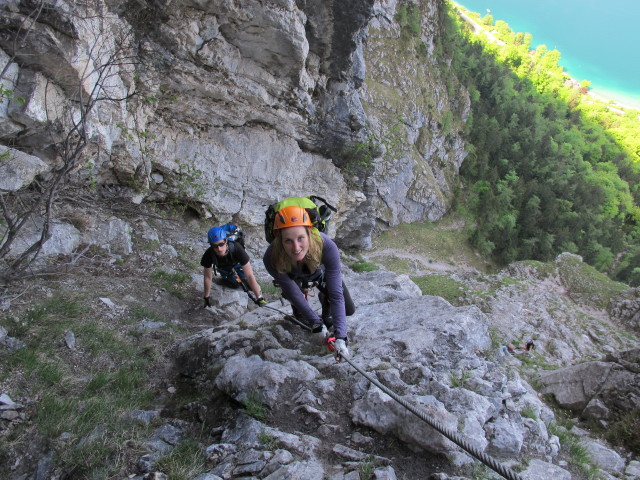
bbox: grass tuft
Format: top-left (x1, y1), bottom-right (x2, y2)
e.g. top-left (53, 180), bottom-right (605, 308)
top-left (156, 438), bottom-right (207, 480)
top-left (350, 257), bottom-right (379, 272)
top-left (150, 270), bottom-right (191, 298)
top-left (243, 392), bottom-right (269, 420)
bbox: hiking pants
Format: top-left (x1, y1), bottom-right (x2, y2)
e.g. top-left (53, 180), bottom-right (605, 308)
top-left (317, 280), bottom-right (355, 321)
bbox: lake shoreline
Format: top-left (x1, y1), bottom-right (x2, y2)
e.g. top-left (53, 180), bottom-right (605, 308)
top-left (585, 89), bottom-right (640, 112)
top-left (454, 0), bottom-right (640, 113)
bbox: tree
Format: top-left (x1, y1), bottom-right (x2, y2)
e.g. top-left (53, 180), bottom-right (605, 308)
top-left (0, 1), bottom-right (138, 284)
top-left (481, 14), bottom-right (494, 26)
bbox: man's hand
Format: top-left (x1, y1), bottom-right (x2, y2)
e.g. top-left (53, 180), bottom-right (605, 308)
top-left (327, 337), bottom-right (349, 361)
top-left (254, 296), bottom-right (268, 307)
top-left (204, 296), bottom-right (212, 308)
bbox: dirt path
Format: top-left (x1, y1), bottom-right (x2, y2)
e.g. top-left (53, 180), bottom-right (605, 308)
top-left (363, 247), bottom-right (479, 275)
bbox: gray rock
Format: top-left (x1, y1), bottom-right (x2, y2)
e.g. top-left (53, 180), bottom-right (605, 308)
top-left (215, 355), bottom-right (319, 408)
top-left (221, 415), bottom-right (320, 458)
top-left (85, 216), bottom-right (133, 255)
top-left (581, 440), bottom-right (625, 473)
top-left (351, 388), bottom-right (458, 456)
top-left (147, 424), bottom-right (184, 452)
top-left (626, 460), bottom-right (640, 477)
top-left (127, 409), bottom-right (160, 426)
top-left (484, 415), bottom-right (525, 455)
top-left (99, 297), bottom-right (116, 309)
top-left (64, 330), bottom-right (76, 350)
top-left (373, 465), bottom-right (398, 480)
top-left (520, 459), bottom-right (571, 480)
top-left (0, 393), bottom-right (16, 406)
top-left (192, 474), bottom-right (223, 480)
top-left (538, 353), bottom-right (640, 423)
top-left (332, 443), bottom-right (390, 465)
top-left (0, 145), bottom-right (49, 191)
top-left (262, 460), bottom-right (325, 480)
top-left (0, 52), bottom-right (23, 137)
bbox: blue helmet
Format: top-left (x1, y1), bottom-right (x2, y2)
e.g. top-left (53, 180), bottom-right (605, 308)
top-left (207, 226), bottom-right (227, 244)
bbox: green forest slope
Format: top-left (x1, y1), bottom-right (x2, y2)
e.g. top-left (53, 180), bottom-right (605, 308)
top-left (436, 1), bottom-right (640, 286)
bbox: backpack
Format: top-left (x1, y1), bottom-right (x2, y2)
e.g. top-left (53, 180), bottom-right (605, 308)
top-left (221, 223), bottom-right (245, 249)
top-left (264, 195), bottom-right (336, 243)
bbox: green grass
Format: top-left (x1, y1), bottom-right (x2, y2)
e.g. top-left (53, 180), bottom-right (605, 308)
top-left (548, 422), bottom-right (602, 479)
top-left (488, 327), bottom-right (503, 351)
top-left (9, 296), bottom-right (90, 342)
top-left (350, 257), bottom-right (379, 272)
top-left (176, 245), bottom-right (199, 270)
top-left (411, 274), bottom-right (465, 304)
top-left (519, 260), bottom-right (557, 279)
top-left (517, 351), bottom-right (560, 371)
top-left (520, 405), bottom-right (537, 420)
top-left (357, 456), bottom-right (380, 479)
top-left (155, 438), bottom-right (207, 480)
top-left (258, 430), bottom-right (281, 450)
top-left (26, 297), bottom-right (88, 323)
top-left (556, 254), bottom-right (629, 309)
top-left (1, 293), bottom-right (164, 478)
top-left (450, 369), bottom-right (470, 388)
top-left (243, 392), bottom-right (269, 420)
top-left (375, 255), bottom-right (412, 274)
top-left (371, 215), bottom-right (494, 273)
top-left (76, 321), bottom-right (138, 357)
top-left (258, 279), bottom-right (280, 296)
top-left (603, 408), bottom-right (640, 455)
top-left (150, 270), bottom-right (191, 298)
top-left (130, 305), bottom-right (165, 323)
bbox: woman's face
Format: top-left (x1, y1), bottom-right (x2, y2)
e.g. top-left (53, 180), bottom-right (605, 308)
top-left (281, 226), bottom-right (309, 262)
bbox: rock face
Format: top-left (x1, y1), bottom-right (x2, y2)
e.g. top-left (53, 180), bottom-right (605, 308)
top-left (538, 348), bottom-right (640, 424)
top-left (0, 0), bottom-right (466, 259)
top-left (609, 287), bottom-right (640, 332)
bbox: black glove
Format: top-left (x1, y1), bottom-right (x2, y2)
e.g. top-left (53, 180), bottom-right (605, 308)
top-left (204, 296), bottom-right (212, 308)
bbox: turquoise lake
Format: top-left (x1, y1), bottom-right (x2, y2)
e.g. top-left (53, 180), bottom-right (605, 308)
top-left (455, 0), bottom-right (640, 109)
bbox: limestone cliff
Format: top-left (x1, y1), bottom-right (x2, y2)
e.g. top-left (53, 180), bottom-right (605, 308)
top-left (0, 0), bottom-right (467, 258)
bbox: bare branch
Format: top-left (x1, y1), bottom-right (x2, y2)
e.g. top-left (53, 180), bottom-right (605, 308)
top-left (1, 1), bottom-right (139, 284)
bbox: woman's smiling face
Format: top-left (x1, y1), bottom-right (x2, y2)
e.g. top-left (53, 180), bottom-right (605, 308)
top-left (281, 226), bottom-right (309, 262)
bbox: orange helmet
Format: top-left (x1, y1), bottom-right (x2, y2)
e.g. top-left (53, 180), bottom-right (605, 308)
top-left (273, 205), bottom-right (313, 231)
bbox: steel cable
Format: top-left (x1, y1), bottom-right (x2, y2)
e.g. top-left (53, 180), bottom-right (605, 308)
top-left (338, 353), bottom-right (525, 480)
top-left (243, 289), bottom-right (313, 331)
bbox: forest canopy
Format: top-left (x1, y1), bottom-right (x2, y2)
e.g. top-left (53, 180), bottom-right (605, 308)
top-left (443, 1), bottom-right (640, 286)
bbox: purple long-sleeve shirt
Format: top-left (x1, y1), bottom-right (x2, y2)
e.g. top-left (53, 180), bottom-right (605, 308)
top-left (263, 232), bottom-right (347, 338)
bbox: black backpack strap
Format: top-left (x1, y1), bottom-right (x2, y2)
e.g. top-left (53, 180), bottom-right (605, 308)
top-left (309, 195), bottom-right (337, 212)
top-left (210, 251), bottom-right (219, 276)
top-left (227, 241), bottom-right (236, 264)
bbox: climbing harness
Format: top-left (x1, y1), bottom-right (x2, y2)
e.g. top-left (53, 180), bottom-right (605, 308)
top-left (234, 272), bottom-right (250, 293)
top-left (327, 340), bottom-right (525, 480)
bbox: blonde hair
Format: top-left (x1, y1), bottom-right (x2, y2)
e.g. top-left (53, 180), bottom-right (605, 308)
top-left (272, 227), bottom-right (323, 274)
